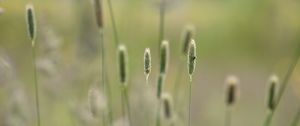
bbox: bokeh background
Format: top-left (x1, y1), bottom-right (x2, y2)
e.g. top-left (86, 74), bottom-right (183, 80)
top-left (0, 0), bottom-right (300, 126)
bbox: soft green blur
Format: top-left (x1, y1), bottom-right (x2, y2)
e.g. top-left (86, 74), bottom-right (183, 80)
top-left (0, 0), bottom-right (300, 126)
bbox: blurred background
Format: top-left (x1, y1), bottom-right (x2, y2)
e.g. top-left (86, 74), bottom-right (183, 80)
top-left (0, 0), bottom-right (300, 126)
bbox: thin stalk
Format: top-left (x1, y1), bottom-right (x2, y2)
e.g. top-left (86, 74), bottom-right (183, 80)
top-left (107, 0), bottom-right (119, 46)
top-left (121, 86), bottom-right (126, 124)
top-left (99, 29), bottom-right (108, 126)
top-left (158, 0), bottom-right (165, 49)
top-left (188, 76), bottom-right (192, 126)
top-left (156, 99), bottom-right (161, 126)
top-left (145, 77), bottom-right (150, 126)
top-left (31, 40), bottom-right (41, 126)
top-left (290, 107), bottom-right (300, 126)
top-left (263, 42), bottom-right (300, 126)
top-left (123, 85), bottom-right (133, 125)
top-left (225, 108), bottom-right (231, 126)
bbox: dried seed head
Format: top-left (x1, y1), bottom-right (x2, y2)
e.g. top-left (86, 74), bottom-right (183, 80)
top-left (160, 40), bottom-right (169, 74)
top-left (225, 75), bottom-right (239, 107)
top-left (161, 92), bottom-right (174, 120)
top-left (88, 87), bottom-right (107, 117)
top-left (267, 75), bottom-right (278, 111)
top-left (182, 25), bottom-right (195, 55)
top-left (157, 74), bottom-right (165, 98)
top-left (118, 45), bottom-right (128, 84)
top-left (93, 0), bottom-right (103, 28)
top-left (144, 48), bottom-right (151, 77)
top-left (26, 4), bottom-right (36, 43)
top-left (187, 39), bottom-right (196, 76)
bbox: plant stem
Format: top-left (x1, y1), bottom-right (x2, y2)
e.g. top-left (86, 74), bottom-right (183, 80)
top-left (123, 85), bottom-right (133, 126)
top-left (263, 42), bottom-right (300, 126)
top-left (225, 108), bottom-right (231, 126)
top-left (158, 0), bottom-right (165, 49)
top-left (107, 0), bottom-right (119, 46)
top-left (156, 99), bottom-right (161, 126)
top-left (121, 86), bottom-right (126, 124)
top-left (99, 29), bottom-right (108, 126)
top-left (188, 76), bottom-right (192, 126)
top-left (31, 40), bottom-right (41, 126)
top-left (145, 77), bottom-right (149, 126)
top-left (290, 107), bottom-right (300, 126)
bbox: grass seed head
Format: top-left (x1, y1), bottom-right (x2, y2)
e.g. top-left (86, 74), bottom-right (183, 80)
top-left (144, 48), bottom-right (151, 77)
top-left (93, 0), bottom-right (103, 28)
top-left (157, 74), bottom-right (165, 98)
top-left (26, 4), bottom-right (36, 43)
top-left (188, 39), bottom-right (196, 76)
top-left (225, 75), bottom-right (239, 107)
top-left (160, 40), bottom-right (169, 74)
top-left (182, 25), bottom-right (195, 55)
top-left (161, 92), bottom-right (174, 120)
top-left (118, 45), bottom-right (128, 84)
top-left (267, 75), bottom-right (278, 111)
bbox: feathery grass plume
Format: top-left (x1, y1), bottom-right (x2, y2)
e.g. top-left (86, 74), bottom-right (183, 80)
top-left (144, 48), bottom-right (151, 79)
top-left (93, 0), bottom-right (103, 28)
top-left (26, 3), bottom-right (41, 126)
top-left (88, 87), bottom-right (107, 117)
top-left (188, 39), bottom-right (196, 77)
top-left (182, 25), bottom-right (195, 55)
top-left (160, 40), bottom-right (169, 74)
top-left (118, 45), bottom-right (128, 84)
top-left (267, 75), bottom-right (278, 111)
top-left (26, 4), bottom-right (36, 43)
top-left (225, 76), bottom-right (239, 106)
top-left (161, 93), bottom-right (174, 120)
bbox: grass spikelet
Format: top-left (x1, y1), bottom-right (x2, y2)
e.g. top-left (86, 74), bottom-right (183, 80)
top-left (157, 74), bottom-right (165, 98)
top-left (144, 48), bottom-right (151, 79)
top-left (26, 4), bottom-right (36, 43)
top-left (225, 75), bottom-right (239, 106)
top-left (188, 39), bottom-right (196, 77)
top-left (182, 25), bottom-right (195, 55)
top-left (26, 3), bottom-right (41, 126)
top-left (161, 93), bottom-right (174, 120)
top-left (118, 45), bottom-right (128, 84)
top-left (267, 75), bottom-right (278, 111)
top-left (93, 0), bottom-right (103, 28)
top-left (160, 40), bottom-right (169, 74)
top-left (224, 75), bottom-right (239, 126)
top-left (187, 39), bottom-right (196, 126)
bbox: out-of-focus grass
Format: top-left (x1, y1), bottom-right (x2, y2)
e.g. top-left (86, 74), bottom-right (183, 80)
top-left (0, 0), bottom-right (300, 126)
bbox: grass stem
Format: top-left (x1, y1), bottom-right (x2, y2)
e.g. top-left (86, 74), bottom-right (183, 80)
top-left (31, 40), bottom-right (41, 126)
top-left (107, 0), bottom-right (119, 46)
top-left (225, 108), bottom-right (231, 126)
top-left (188, 76), bottom-right (192, 126)
top-left (263, 42), bottom-right (300, 126)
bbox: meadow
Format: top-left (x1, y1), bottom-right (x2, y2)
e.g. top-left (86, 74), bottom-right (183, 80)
top-left (0, 0), bottom-right (300, 126)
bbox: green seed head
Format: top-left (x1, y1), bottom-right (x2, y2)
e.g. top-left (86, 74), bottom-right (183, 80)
top-left (225, 75), bottom-right (239, 107)
top-left (267, 75), bottom-right (278, 111)
top-left (188, 39), bottom-right (196, 76)
top-left (157, 74), bottom-right (165, 98)
top-left (144, 48), bottom-right (151, 77)
top-left (26, 4), bottom-right (36, 43)
top-left (93, 0), bottom-right (103, 28)
top-left (161, 92), bottom-right (174, 120)
top-left (160, 40), bottom-right (169, 74)
top-left (118, 45), bottom-right (128, 84)
top-left (182, 25), bottom-right (195, 55)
